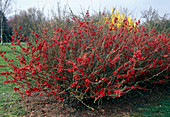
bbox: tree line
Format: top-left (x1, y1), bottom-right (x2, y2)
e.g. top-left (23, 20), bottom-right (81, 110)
top-left (1, 7), bottom-right (170, 44)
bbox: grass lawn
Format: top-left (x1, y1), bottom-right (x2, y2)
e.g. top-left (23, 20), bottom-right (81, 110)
top-left (0, 43), bottom-right (169, 117)
top-left (129, 84), bottom-right (170, 117)
top-left (0, 43), bottom-right (27, 116)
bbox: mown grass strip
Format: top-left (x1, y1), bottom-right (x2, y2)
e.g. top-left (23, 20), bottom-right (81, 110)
top-left (0, 43), bottom-right (27, 116)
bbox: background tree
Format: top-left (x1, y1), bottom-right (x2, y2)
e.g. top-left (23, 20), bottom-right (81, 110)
top-left (0, 0), bottom-right (11, 45)
top-left (141, 7), bottom-right (170, 35)
top-left (0, 10), bottom-right (10, 42)
top-left (8, 7), bottom-right (46, 42)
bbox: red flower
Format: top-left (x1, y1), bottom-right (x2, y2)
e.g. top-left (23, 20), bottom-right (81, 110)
top-left (92, 47), bottom-right (96, 50)
top-left (35, 33), bottom-right (39, 38)
top-left (86, 10), bottom-right (89, 17)
top-left (113, 90), bottom-right (121, 97)
top-left (18, 26), bottom-right (21, 30)
top-left (14, 87), bottom-right (19, 92)
top-left (90, 94), bottom-right (94, 98)
top-left (11, 47), bottom-right (16, 49)
top-left (107, 90), bottom-right (111, 95)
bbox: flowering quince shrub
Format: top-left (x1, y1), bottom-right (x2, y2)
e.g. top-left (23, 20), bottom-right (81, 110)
top-left (0, 11), bottom-right (169, 110)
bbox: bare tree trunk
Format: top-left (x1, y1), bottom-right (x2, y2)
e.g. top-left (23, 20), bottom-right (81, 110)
top-left (0, 0), bottom-right (11, 45)
top-left (0, 0), bottom-right (3, 45)
top-left (0, 17), bottom-right (3, 45)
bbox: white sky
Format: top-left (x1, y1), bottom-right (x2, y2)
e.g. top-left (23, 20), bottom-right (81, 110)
top-left (8, 0), bottom-right (170, 21)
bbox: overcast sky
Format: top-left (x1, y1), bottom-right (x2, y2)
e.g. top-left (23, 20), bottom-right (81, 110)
top-left (8, 0), bottom-right (170, 21)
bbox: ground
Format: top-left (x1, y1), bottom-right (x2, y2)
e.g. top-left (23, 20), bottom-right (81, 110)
top-left (20, 82), bottom-right (169, 117)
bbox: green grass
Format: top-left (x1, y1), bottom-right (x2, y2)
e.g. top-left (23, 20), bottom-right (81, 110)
top-left (0, 43), bottom-right (169, 116)
top-left (134, 101), bottom-right (170, 117)
top-left (133, 100), bottom-right (170, 117)
top-left (129, 84), bottom-right (170, 117)
top-left (0, 43), bottom-right (27, 116)
top-left (131, 100), bottom-right (170, 117)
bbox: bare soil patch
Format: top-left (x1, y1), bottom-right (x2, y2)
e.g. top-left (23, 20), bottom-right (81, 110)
top-left (21, 83), bottom-right (169, 117)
